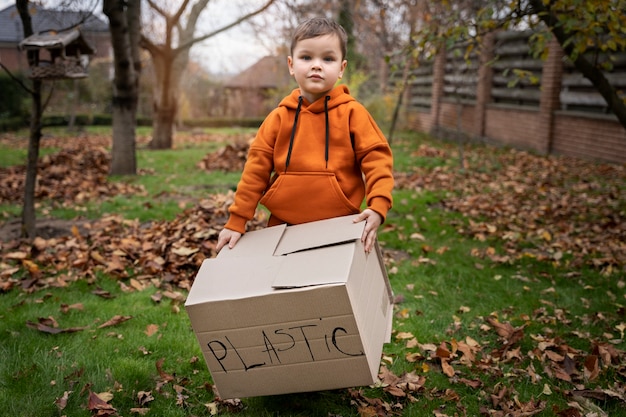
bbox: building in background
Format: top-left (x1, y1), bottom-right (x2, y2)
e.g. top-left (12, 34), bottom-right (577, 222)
top-left (223, 55), bottom-right (293, 118)
top-left (0, 4), bottom-right (109, 74)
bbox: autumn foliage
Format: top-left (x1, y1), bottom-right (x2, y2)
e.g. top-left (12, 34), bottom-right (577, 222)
top-left (0, 133), bottom-right (624, 416)
top-left (395, 144), bottom-right (626, 273)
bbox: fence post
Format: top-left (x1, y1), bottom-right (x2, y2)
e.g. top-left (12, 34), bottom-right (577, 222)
top-left (430, 48), bottom-right (446, 133)
top-left (475, 32), bottom-right (495, 138)
top-left (538, 38), bottom-right (564, 154)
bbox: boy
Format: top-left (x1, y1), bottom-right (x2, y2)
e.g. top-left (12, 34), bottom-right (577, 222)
top-left (216, 17), bottom-right (393, 253)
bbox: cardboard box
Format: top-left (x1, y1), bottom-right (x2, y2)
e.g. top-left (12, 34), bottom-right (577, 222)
top-left (184, 215), bottom-right (393, 399)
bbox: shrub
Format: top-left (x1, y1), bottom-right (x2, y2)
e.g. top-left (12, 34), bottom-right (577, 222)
top-left (0, 73), bottom-right (28, 121)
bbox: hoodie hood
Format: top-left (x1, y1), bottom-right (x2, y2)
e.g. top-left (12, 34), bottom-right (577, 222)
top-left (279, 84), bottom-right (355, 113)
top-left (281, 85), bottom-right (356, 170)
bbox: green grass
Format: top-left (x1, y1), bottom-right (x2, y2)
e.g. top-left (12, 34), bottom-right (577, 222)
top-left (1, 127), bottom-right (624, 416)
top-left (0, 127), bottom-right (243, 222)
top-left (0, 279), bottom-right (209, 417)
top-left (0, 143), bottom-right (59, 168)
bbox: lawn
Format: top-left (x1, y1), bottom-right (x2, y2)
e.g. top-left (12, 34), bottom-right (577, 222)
top-left (0, 127), bottom-right (624, 417)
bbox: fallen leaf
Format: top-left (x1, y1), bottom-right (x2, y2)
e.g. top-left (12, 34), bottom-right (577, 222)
top-left (136, 390), bottom-right (154, 406)
top-left (396, 331), bottom-right (415, 340)
top-left (144, 324), bottom-right (159, 337)
top-left (97, 315), bottom-right (133, 329)
top-left (87, 390), bottom-right (118, 416)
top-left (54, 390), bottom-right (72, 410)
top-left (26, 319), bottom-right (87, 334)
top-left (441, 359), bottom-right (455, 377)
top-left (60, 303), bottom-right (84, 313)
top-left (583, 355), bottom-right (599, 381)
top-left (156, 358), bottom-right (175, 382)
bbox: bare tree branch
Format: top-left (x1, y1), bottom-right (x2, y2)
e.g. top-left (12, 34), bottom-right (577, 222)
top-left (175, 0), bottom-right (276, 55)
top-left (181, 0), bottom-right (210, 42)
top-left (172, 0), bottom-right (194, 25)
top-left (145, 0), bottom-right (169, 19)
top-left (0, 61), bottom-right (34, 95)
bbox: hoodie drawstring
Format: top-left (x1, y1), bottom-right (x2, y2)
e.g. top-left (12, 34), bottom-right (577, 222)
top-left (324, 95), bottom-right (330, 168)
top-left (285, 96), bottom-right (303, 170)
top-left (285, 95), bottom-right (331, 170)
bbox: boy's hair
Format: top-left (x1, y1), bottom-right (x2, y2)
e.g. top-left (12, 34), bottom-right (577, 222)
top-left (290, 17), bottom-right (348, 60)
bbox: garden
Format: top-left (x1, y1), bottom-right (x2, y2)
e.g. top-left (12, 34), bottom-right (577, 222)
top-left (0, 127), bottom-right (624, 416)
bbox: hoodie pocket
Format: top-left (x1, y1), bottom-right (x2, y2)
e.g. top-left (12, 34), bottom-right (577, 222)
top-left (260, 171), bottom-right (360, 224)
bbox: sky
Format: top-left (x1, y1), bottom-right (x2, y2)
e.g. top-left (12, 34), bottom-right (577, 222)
top-left (0, 0), bottom-right (275, 75)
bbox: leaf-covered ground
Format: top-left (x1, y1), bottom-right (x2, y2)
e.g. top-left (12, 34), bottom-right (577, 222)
top-left (395, 144), bottom-right (625, 273)
top-left (360, 143), bottom-right (626, 417)
top-left (1, 133), bottom-right (625, 416)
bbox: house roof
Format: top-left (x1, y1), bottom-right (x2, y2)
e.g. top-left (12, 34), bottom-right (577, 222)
top-left (0, 4), bottom-right (108, 44)
top-left (225, 55), bottom-right (293, 89)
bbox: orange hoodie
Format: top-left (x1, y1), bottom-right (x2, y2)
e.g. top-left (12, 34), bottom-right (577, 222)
top-left (225, 85), bottom-right (393, 233)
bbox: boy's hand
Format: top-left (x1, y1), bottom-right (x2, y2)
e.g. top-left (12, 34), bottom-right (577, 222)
top-left (216, 228), bottom-right (242, 253)
top-left (353, 209), bottom-right (382, 253)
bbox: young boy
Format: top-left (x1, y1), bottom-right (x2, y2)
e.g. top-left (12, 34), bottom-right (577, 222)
top-left (216, 17), bottom-right (393, 253)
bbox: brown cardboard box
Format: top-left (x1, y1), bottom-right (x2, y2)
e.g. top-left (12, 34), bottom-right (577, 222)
top-left (184, 215), bottom-right (393, 399)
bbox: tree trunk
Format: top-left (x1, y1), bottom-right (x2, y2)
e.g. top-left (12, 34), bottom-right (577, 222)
top-left (104, 0), bottom-right (140, 176)
top-left (389, 54), bottom-right (414, 144)
top-left (16, 0), bottom-right (42, 239)
top-left (67, 79), bottom-right (78, 130)
top-left (142, 0), bottom-right (275, 149)
top-left (22, 79), bottom-right (42, 238)
top-left (149, 44), bottom-right (182, 149)
top-left (149, 51), bottom-right (177, 149)
top-left (151, 104), bottom-right (176, 149)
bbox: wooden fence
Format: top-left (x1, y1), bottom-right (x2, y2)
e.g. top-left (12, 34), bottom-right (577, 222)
top-left (398, 30), bottom-right (626, 165)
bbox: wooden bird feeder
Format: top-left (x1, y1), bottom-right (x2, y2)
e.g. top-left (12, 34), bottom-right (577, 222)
top-left (19, 27), bottom-right (95, 80)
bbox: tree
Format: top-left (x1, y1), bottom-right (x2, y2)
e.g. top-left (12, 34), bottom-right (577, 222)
top-left (527, 0), bottom-right (626, 130)
top-left (103, 0), bottom-right (142, 175)
top-left (2, 0), bottom-right (101, 238)
top-left (142, 0), bottom-right (276, 150)
top-left (15, 0), bottom-right (43, 239)
top-left (410, 0), bottom-right (626, 131)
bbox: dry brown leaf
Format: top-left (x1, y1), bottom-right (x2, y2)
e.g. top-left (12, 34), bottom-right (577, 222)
top-left (54, 390), bottom-right (72, 410)
top-left (26, 319), bottom-right (87, 334)
top-left (97, 315), bottom-right (133, 329)
top-left (60, 303), bottom-right (84, 313)
top-left (156, 358), bottom-right (175, 382)
top-left (87, 390), bottom-right (118, 416)
top-left (441, 359), bottom-right (455, 377)
top-left (584, 355), bottom-right (600, 381)
top-left (144, 324), bottom-right (159, 337)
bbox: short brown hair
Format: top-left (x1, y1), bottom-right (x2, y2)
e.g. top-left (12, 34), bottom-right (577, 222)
top-left (290, 17), bottom-right (348, 60)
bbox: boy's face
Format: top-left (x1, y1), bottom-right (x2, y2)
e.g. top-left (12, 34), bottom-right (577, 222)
top-left (288, 34), bottom-right (347, 104)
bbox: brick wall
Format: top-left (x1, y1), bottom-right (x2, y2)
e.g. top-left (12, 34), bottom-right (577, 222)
top-left (553, 113), bottom-right (626, 164)
top-left (484, 106), bottom-right (543, 150)
top-left (0, 45), bottom-right (26, 72)
top-left (402, 30), bottom-right (626, 165)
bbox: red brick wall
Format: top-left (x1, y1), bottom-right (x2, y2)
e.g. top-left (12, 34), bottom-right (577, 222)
top-left (484, 106), bottom-right (544, 150)
top-left (406, 110), bottom-right (433, 132)
top-left (438, 101), bottom-right (476, 133)
top-left (0, 46), bottom-right (27, 73)
top-left (553, 113), bottom-right (626, 164)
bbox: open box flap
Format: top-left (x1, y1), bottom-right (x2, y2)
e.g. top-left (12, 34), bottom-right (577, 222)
top-left (185, 256), bottom-right (283, 305)
top-left (217, 223), bottom-right (287, 259)
top-left (274, 215), bottom-right (364, 256)
top-left (272, 243), bottom-right (356, 288)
